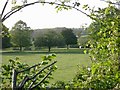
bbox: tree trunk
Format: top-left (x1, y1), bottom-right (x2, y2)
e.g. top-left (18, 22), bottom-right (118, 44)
top-left (20, 46), bottom-right (22, 51)
top-left (48, 46), bottom-right (51, 52)
top-left (67, 45), bottom-right (69, 50)
top-left (0, 15), bottom-right (2, 84)
top-left (0, 14), bottom-right (2, 49)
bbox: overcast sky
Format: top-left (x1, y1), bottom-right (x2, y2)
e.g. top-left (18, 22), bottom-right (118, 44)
top-left (1, 0), bottom-right (108, 29)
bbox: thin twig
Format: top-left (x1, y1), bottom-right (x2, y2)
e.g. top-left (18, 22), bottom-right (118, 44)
top-left (18, 62), bottom-right (42, 73)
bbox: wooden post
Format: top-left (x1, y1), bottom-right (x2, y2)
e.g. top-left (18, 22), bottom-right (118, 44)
top-left (12, 69), bottom-right (17, 90)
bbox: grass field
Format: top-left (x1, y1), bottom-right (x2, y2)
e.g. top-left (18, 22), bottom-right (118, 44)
top-left (2, 48), bottom-right (91, 84)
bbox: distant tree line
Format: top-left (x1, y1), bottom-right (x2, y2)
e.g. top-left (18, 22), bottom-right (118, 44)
top-left (2, 20), bottom-right (88, 52)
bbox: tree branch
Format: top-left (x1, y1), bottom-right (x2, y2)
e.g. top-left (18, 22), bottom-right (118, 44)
top-left (28, 63), bottom-right (55, 89)
top-left (2, 7), bottom-right (22, 22)
top-left (28, 78), bottom-right (36, 89)
top-left (18, 75), bottom-right (29, 89)
top-left (101, 0), bottom-right (120, 6)
top-left (1, 1), bottom-right (95, 22)
top-left (17, 61), bottom-right (57, 89)
top-left (29, 69), bottom-right (53, 90)
top-left (41, 1), bottom-right (95, 20)
top-left (2, 1), bottom-right (39, 22)
top-left (1, 0), bottom-right (9, 18)
top-left (17, 62), bottom-right (42, 73)
top-left (29, 61), bottom-right (57, 80)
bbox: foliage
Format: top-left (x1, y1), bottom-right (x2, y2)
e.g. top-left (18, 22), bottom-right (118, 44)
top-left (34, 30), bottom-right (65, 52)
top-left (1, 54), bottom-right (57, 89)
top-left (61, 28), bottom-right (77, 49)
top-left (78, 35), bottom-right (89, 48)
top-left (73, 60), bottom-right (120, 89)
top-left (51, 81), bottom-right (66, 88)
top-left (2, 24), bottom-right (11, 49)
top-left (11, 20), bottom-right (32, 51)
top-left (71, 4), bottom-right (120, 89)
top-left (88, 5), bottom-right (120, 62)
top-left (1, 0), bottom-right (120, 89)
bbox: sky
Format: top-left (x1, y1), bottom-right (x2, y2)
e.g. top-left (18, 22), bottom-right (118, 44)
top-left (0, 0), bottom-right (108, 29)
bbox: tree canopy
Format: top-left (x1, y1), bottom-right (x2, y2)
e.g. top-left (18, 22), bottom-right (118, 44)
top-left (34, 30), bottom-right (65, 52)
top-left (72, 4), bottom-right (120, 89)
top-left (2, 24), bottom-right (11, 49)
top-left (61, 28), bottom-right (77, 49)
top-left (11, 20), bottom-right (32, 51)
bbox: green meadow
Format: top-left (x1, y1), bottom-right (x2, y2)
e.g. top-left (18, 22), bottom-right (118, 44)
top-left (2, 48), bottom-right (91, 83)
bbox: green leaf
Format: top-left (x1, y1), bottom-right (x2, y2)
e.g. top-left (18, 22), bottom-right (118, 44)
top-left (12, 0), bottom-right (16, 4)
top-left (115, 72), bottom-right (119, 79)
top-left (82, 4), bottom-right (88, 10)
top-left (105, 8), bottom-right (110, 15)
top-left (52, 65), bottom-right (57, 70)
top-left (15, 57), bottom-right (19, 60)
top-left (91, 65), bottom-right (97, 75)
top-left (9, 59), bottom-right (15, 64)
top-left (84, 50), bottom-right (87, 54)
top-left (42, 61), bottom-right (48, 65)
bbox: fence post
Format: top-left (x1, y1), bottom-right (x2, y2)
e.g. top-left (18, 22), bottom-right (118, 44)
top-left (12, 69), bottom-right (17, 90)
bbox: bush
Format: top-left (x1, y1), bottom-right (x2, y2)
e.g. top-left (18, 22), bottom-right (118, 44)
top-left (72, 60), bottom-right (120, 89)
top-left (1, 54), bottom-right (57, 89)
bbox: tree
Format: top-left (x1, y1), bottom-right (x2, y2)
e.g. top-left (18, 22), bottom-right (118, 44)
top-left (61, 28), bottom-right (77, 49)
top-left (0, 0), bottom-right (94, 39)
top-left (1, 0), bottom-right (120, 89)
top-left (2, 24), bottom-right (11, 49)
top-left (34, 30), bottom-right (65, 52)
top-left (1, 0), bottom-right (119, 35)
top-left (71, 4), bottom-right (120, 89)
top-left (11, 20), bottom-right (32, 51)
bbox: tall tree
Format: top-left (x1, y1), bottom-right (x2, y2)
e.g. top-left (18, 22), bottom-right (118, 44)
top-left (61, 28), bottom-right (77, 49)
top-left (34, 30), bottom-right (65, 52)
top-left (11, 20), bottom-right (32, 51)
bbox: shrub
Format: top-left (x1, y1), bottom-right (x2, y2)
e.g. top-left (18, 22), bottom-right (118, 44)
top-left (1, 54), bottom-right (57, 89)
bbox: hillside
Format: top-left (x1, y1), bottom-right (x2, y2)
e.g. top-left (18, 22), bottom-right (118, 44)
top-left (32, 27), bottom-right (85, 38)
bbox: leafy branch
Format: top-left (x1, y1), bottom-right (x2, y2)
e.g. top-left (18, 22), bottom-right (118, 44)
top-left (101, 0), bottom-right (120, 6)
top-left (29, 69), bottom-right (53, 90)
top-left (1, 54), bottom-right (57, 89)
top-left (17, 61), bottom-right (57, 89)
top-left (1, 0), bottom-right (94, 22)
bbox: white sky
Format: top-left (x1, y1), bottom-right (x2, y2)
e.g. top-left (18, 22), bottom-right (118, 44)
top-left (0, 0), bottom-right (108, 29)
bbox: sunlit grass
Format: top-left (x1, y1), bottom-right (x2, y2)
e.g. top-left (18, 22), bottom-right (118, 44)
top-left (2, 48), bottom-right (91, 84)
